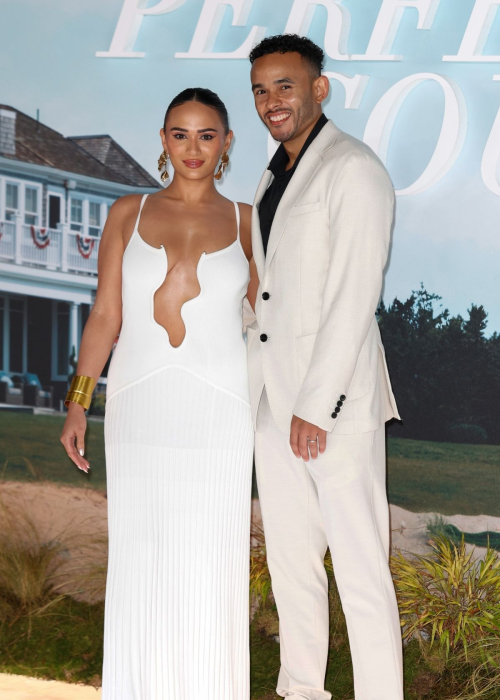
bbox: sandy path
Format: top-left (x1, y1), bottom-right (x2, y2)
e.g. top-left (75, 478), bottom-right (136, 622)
top-left (0, 481), bottom-right (108, 602)
top-left (389, 503), bottom-right (500, 560)
top-left (0, 673), bottom-right (101, 699)
top-left (0, 481), bottom-right (108, 537)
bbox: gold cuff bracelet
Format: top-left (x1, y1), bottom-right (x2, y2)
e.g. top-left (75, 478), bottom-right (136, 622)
top-left (64, 375), bottom-right (97, 411)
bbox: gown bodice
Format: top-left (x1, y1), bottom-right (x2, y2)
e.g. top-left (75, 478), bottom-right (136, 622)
top-left (106, 194), bottom-right (250, 404)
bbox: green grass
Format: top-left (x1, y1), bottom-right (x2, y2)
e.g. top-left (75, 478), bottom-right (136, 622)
top-left (0, 597), bottom-right (438, 699)
top-left (0, 598), bottom-right (104, 684)
top-left (387, 437), bottom-right (500, 516)
top-left (1, 411), bottom-right (500, 514)
top-left (0, 411), bottom-right (106, 490)
top-left (0, 599), bottom-right (484, 700)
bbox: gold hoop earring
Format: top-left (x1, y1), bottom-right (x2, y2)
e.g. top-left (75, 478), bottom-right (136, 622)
top-left (158, 151), bottom-right (169, 182)
top-left (214, 152), bottom-right (229, 181)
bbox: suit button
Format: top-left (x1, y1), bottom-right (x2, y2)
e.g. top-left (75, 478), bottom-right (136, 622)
top-left (331, 413), bottom-right (338, 419)
top-left (340, 394), bottom-right (346, 401)
top-left (260, 333), bottom-right (268, 342)
top-left (262, 292), bottom-right (270, 300)
top-left (337, 400), bottom-right (343, 407)
top-left (335, 407), bottom-right (341, 414)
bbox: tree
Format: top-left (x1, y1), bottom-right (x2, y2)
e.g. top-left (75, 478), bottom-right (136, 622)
top-left (377, 287), bottom-right (500, 444)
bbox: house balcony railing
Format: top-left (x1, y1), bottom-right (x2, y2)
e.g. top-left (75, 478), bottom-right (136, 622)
top-left (0, 216), bottom-right (99, 276)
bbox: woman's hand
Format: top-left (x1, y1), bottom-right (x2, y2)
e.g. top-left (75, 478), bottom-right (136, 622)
top-left (60, 402), bottom-right (90, 473)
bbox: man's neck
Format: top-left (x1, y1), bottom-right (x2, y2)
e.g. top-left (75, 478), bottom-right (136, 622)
top-left (283, 112), bottom-right (323, 171)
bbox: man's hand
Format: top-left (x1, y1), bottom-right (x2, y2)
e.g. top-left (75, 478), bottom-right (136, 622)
top-left (290, 415), bottom-right (327, 461)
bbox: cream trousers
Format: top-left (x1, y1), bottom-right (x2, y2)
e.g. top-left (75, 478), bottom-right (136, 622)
top-left (255, 389), bottom-right (404, 700)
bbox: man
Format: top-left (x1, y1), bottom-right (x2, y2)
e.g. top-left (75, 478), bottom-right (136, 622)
top-left (246, 34), bottom-right (403, 700)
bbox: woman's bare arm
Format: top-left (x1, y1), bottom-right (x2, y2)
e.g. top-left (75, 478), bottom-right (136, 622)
top-left (238, 203), bottom-right (259, 313)
top-left (60, 195), bottom-right (140, 471)
top-left (74, 198), bottom-right (133, 377)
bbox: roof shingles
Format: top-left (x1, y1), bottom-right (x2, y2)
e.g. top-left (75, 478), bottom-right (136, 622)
top-left (0, 105), bottom-right (159, 189)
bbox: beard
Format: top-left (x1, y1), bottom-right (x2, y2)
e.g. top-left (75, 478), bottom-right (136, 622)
top-left (263, 99), bottom-right (316, 143)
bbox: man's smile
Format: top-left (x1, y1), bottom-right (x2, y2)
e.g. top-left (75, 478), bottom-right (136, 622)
top-left (268, 111), bottom-right (292, 125)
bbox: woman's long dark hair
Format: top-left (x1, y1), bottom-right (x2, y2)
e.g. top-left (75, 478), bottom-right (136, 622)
top-left (164, 88), bottom-right (230, 134)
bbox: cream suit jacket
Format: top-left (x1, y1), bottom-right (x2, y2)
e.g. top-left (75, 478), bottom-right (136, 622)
top-left (247, 119), bottom-right (400, 435)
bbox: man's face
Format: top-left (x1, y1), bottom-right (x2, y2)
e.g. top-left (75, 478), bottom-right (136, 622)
top-left (250, 52), bottom-right (322, 143)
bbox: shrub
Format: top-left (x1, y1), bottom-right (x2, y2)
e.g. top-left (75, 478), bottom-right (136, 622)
top-left (0, 500), bottom-right (66, 613)
top-left (447, 424), bottom-right (488, 444)
top-left (446, 637), bottom-right (500, 699)
top-left (391, 535), bottom-right (500, 658)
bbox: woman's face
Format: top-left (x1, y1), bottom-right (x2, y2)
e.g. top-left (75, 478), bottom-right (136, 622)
top-left (160, 101), bottom-right (232, 181)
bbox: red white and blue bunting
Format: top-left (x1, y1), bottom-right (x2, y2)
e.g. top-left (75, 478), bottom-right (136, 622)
top-left (77, 234), bottom-right (95, 259)
top-left (30, 226), bottom-right (50, 249)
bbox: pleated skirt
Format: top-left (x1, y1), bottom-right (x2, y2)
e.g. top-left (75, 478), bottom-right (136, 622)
top-left (102, 366), bottom-right (254, 700)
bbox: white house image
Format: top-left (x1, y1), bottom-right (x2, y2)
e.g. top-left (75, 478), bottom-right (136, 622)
top-left (0, 105), bottom-right (159, 408)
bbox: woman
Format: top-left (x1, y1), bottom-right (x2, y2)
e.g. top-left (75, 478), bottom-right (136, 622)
top-left (61, 88), bottom-right (258, 700)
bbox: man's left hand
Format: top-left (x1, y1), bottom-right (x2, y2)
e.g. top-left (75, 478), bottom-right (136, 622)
top-left (290, 415), bottom-right (327, 461)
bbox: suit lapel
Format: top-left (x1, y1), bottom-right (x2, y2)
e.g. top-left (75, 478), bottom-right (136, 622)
top-left (264, 120), bottom-right (343, 273)
top-left (264, 151), bottom-right (322, 272)
top-left (251, 168), bottom-right (273, 281)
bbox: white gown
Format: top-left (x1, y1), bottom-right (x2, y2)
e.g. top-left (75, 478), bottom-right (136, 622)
top-left (102, 195), bottom-right (253, 700)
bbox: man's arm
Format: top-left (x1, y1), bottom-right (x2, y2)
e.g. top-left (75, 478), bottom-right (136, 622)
top-left (292, 151), bottom-right (395, 433)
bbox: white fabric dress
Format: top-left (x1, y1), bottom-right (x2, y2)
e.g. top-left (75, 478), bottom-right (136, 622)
top-left (102, 195), bottom-right (253, 700)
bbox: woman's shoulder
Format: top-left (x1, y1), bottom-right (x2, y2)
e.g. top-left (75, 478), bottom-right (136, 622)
top-left (110, 193), bottom-right (145, 219)
top-left (236, 202), bottom-right (252, 215)
top-left (236, 202), bottom-right (252, 229)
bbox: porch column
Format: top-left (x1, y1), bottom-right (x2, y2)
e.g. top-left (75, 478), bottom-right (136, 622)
top-left (69, 302), bottom-right (79, 369)
top-left (14, 212), bottom-right (22, 265)
top-left (60, 223), bottom-right (69, 273)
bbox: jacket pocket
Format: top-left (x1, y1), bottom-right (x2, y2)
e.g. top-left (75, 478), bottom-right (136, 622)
top-left (289, 201), bottom-right (323, 216)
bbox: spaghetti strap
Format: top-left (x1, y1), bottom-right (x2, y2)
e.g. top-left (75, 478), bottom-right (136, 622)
top-left (233, 201), bottom-right (241, 241)
top-left (134, 194), bottom-right (149, 231)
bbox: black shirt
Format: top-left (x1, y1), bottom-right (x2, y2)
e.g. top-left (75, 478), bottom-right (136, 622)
top-left (258, 113), bottom-right (328, 256)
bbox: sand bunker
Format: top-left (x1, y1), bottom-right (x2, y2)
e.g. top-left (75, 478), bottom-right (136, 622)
top-left (0, 673), bottom-right (101, 699)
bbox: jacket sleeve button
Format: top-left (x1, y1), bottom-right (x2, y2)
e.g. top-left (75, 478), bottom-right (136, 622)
top-left (331, 413), bottom-right (338, 419)
top-left (340, 394), bottom-right (346, 401)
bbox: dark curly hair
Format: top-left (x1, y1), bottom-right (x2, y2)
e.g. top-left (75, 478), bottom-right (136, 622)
top-left (164, 87), bottom-right (230, 134)
top-left (249, 34), bottom-right (325, 76)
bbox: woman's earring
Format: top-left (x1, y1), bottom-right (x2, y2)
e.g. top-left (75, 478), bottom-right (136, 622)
top-left (158, 151), bottom-right (169, 182)
top-left (214, 152), bottom-right (229, 181)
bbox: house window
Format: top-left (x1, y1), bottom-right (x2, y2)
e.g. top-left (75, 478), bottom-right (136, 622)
top-left (56, 302), bottom-right (70, 376)
top-left (24, 187), bottom-right (39, 225)
top-left (70, 199), bottom-right (83, 232)
top-left (9, 298), bottom-right (25, 374)
top-left (5, 183), bottom-right (19, 221)
top-left (48, 195), bottom-right (62, 229)
top-left (89, 201), bottom-right (101, 237)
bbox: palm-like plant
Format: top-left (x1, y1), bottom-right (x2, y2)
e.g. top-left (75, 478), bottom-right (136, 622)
top-left (391, 535), bottom-right (500, 658)
top-left (250, 523), bottom-right (272, 606)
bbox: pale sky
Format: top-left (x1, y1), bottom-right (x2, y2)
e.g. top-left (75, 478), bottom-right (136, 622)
top-left (1, 0), bottom-right (499, 331)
